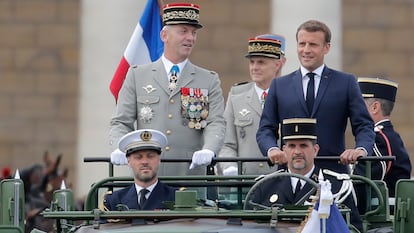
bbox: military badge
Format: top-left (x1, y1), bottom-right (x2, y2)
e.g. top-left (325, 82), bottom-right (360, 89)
top-left (139, 106), bottom-right (154, 123)
top-left (142, 85), bottom-right (156, 94)
top-left (269, 194), bottom-right (279, 203)
top-left (239, 109), bottom-right (250, 117)
top-left (181, 87), bottom-right (209, 130)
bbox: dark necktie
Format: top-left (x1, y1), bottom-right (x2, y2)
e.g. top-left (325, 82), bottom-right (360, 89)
top-left (168, 65), bottom-right (179, 92)
top-left (306, 72), bottom-right (315, 114)
top-left (139, 188), bottom-right (149, 209)
top-left (294, 180), bottom-right (302, 197)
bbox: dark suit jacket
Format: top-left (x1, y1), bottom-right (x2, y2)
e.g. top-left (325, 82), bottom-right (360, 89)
top-left (257, 66), bottom-right (375, 173)
top-left (104, 181), bottom-right (176, 211)
top-left (355, 120), bottom-right (411, 197)
top-left (252, 167), bottom-right (362, 231)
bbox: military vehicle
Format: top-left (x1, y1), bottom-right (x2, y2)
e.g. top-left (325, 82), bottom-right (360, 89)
top-left (0, 156), bottom-right (411, 233)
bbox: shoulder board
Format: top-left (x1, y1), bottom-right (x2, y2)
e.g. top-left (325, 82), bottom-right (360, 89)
top-left (233, 81), bottom-right (249, 86)
top-left (230, 81), bottom-right (253, 95)
top-left (209, 70), bottom-right (217, 75)
top-left (131, 65), bottom-right (138, 68)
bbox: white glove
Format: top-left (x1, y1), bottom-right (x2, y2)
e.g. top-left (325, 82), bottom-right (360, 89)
top-left (189, 149), bottom-right (214, 170)
top-left (223, 166), bottom-right (238, 176)
top-left (110, 149), bottom-right (128, 165)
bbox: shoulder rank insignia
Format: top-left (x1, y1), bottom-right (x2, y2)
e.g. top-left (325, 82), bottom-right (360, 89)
top-left (233, 81), bottom-right (249, 86)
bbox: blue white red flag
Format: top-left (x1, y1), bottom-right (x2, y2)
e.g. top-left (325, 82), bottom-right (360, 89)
top-left (300, 201), bottom-right (350, 233)
top-left (109, 0), bottom-right (164, 102)
top-left (300, 172), bottom-right (350, 233)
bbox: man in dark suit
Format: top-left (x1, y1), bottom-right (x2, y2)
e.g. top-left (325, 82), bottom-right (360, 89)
top-left (256, 19), bottom-right (375, 173)
top-left (354, 77), bottom-right (411, 197)
top-left (253, 118), bottom-right (362, 231)
top-left (104, 129), bottom-right (176, 211)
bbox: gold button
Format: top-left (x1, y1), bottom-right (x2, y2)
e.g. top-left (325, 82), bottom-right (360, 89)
top-left (259, 163), bottom-right (264, 167)
top-left (170, 99), bottom-right (175, 104)
top-left (165, 146), bottom-right (170, 151)
top-left (166, 130), bottom-right (172, 135)
top-left (168, 114), bottom-right (173, 119)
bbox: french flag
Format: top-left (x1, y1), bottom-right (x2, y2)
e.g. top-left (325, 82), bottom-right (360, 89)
top-left (109, 0), bottom-right (164, 102)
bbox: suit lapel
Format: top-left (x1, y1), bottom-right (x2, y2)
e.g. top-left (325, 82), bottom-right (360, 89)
top-left (293, 168), bottom-right (319, 204)
top-left (144, 183), bottom-right (164, 210)
top-left (122, 185), bottom-right (139, 210)
top-left (292, 70), bottom-right (309, 115)
top-left (246, 86), bottom-right (262, 116)
top-left (152, 59), bottom-right (171, 94)
top-left (171, 62), bottom-right (196, 96)
top-left (279, 177), bottom-right (295, 203)
top-left (313, 67), bottom-right (331, 116)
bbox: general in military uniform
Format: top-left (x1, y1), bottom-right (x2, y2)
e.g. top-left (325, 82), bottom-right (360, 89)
top-left (109, 3), bottom-right (225, 176)
top-left (218, 34), bottom-right (286, 176)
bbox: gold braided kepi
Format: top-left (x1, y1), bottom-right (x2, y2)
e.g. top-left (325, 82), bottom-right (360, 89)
top-left (162, 3), bottom-right (202, 28)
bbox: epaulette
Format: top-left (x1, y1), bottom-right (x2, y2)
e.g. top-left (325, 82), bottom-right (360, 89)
top-left (209, 70), bottom-right (217, 75)
top-left (131, 65), bottom-right (138, 68)
top-left (230, 81), bottom-right (253, 95)
top-left (233, 81), bottom-right (249, 86)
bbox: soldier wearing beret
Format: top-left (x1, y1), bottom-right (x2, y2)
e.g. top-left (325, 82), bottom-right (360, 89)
top-left (104, 129), bottom-right (177, 211)
top-left (354, 77), bottom-right (411, 204)
top-left (252, 118), bottom-right (362, 231)
top-left (218, 34), bottom-right (286, 176)
top-left (109, 3), bottom-right (225, 178)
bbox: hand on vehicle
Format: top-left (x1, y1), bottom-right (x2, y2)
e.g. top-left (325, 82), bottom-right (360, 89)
top-left (339, 148), bottom-right (366, 164)
top-left (189, 149), bottom-right (214, 169)
top-left (110, 149), bottom-right (128, 165)
top-left (268, 148), bottom-right (288, 165)
top-left (223, 166), bottom-right (238, 176)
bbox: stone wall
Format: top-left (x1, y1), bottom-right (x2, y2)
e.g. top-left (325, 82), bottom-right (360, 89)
top-left (0, 0), bottom-right (80, 181)
top-left (342, 0), bottom-right (414, 160)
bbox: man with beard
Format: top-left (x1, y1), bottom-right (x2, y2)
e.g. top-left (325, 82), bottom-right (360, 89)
top-left (104, 129), bottom-right (177, 211)
top-left (252, 118), bottom-right (362, 231)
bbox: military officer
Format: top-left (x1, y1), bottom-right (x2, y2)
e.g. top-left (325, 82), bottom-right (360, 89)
top-left (354, 77), bottom-right (411, 197)
top-left (252, 118), bottom-right (362, 231)
top-left (104, 129), bottom-right (177, 211)
top-left (218, 34), bottom-right (286, 176)
top-left (109, 3), bottom-right (225, 177)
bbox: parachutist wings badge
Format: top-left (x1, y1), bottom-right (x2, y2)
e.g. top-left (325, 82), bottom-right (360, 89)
top-left (143, 85), bottom-right (156, 94)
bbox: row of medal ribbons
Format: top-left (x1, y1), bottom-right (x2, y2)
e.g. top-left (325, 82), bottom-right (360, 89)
top-left (180, 87), bottom-right (209, 130)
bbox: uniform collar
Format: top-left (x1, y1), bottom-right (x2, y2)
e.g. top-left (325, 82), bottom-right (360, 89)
top-left (162, 55), bottom-right (188, 76)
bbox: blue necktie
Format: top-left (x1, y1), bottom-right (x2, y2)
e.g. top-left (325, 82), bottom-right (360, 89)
top-left (169, 65), bottom-right (179, 91)
top-left (306, 73), bottom-right (315, 114)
